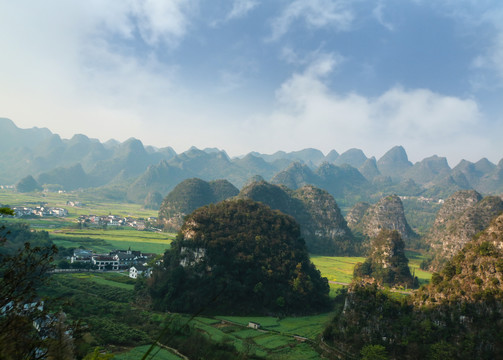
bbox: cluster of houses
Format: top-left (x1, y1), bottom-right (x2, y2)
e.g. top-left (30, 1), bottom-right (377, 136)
top-left (398, 195), bottom-right (444, 204)
top-left (71, 248), bottom-right (154, 278)
top-left (78, 214), bottom-right (158, 230)
top-left (11, 206), bottom-right (69, 218)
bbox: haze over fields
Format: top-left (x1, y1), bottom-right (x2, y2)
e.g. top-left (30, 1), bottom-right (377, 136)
top-left (1, 1), bottom-right (503, 165)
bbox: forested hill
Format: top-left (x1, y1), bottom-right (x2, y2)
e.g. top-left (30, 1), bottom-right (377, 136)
top-left (236, 180), bottom-right (358, 255)
top-left (323, 213), bottom-right (503, 359)
top-left (149, 199), bottom-right (331, 315)
top-left (158, 178), bottom-right (239, 231)
top-left (2, 118), bottom-right (503, 211)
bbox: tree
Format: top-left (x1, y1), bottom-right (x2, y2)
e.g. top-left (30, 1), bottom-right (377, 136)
top-left (360, 344), bottom-right (388, 360)
top-left (0, 217), bottom-right (62, 359)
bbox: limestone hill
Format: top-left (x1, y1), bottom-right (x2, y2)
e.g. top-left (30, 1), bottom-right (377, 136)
top-left (353, 229), bottom-right (416, 288)
top-left (415, 212), bottom-right (503, 306)
top-left (424, 190), bottom-right (503, 270)
top-left (149, 199), bottom-right (331, 315)
top-left (347, 195), bottom-right (417, 247)
top-left (158, 178), bottom-right (239, 231)
top-left (323, 215), bottom-right (503, 359)
top-left (237, 180), bottom-right (358, 255)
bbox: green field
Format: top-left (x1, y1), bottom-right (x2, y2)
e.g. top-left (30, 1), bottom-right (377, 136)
top-left (191, 314), bottom-right (327, 359)
top-left (311, 256), bottom-right (365, 284)
top-left (49, 228), bottom-right (174, 254)
top-left (406, 250), bottom-right (433, 285)
top-left (214, 312), bottom-right (333, 340)
top-left (311, 253), bottom-right (432, 288)
top-left (66, 272), bottom-right (135, 290)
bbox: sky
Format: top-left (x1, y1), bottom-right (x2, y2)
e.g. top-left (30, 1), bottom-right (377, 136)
top-left (1, 0), bottom-right (503, 166)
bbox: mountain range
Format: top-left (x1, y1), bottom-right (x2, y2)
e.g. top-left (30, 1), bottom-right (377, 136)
top-left (2, 118), bottom-right (503, 210)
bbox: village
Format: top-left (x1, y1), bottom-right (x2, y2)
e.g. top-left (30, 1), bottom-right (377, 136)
top-left (77, 214), bottom-right (158, 230)
top-left (65, 248), bottom-right (157, 279)
top-left (1, 203), bottom-right (160, 231)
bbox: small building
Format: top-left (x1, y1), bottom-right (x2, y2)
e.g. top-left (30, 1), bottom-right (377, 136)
top-left (92, 255), bottom-right (119, 270)
top-left (248, 322), bottom-right (261, 330)
top-left (129, 265), bottom-right (152, 279)
top-left (71, 249), bottom-right (93, 263)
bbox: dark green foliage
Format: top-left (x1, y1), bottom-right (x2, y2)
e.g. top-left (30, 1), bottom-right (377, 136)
top-left (41, 275), bottom-right (161, 357)
top-left (238, 180), bottom-right (360, 255)
top-left (16, 174), bottom-right (42, 192)
top-left (149, 199), bottom-right (331, 315)
top-left (0, 221), bottom-right (53, 255)
top-left (326, 214), bottom-right (503, 359)
top-left (323, 283), bottom-right (503, 359)
top-left (0, 222), bottom-right (60, 359)
top-left (0, 207), bottom-right (14, 216)
top-left (360, 344), bottom-right (388, 360)
top-left (354, 230), bottom-right (416, 288)
top-left (158, 178), bottom-right (239, 231)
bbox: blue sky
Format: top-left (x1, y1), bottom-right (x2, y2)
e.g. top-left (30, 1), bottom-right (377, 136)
top-left (1, 0), bottom-right (502, 165)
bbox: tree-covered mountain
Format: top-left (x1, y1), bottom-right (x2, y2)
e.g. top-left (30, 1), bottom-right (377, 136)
top-left (424, 190), bottom-right (503, 270)
top-left (149, 199), bottom-right (331, 315)
top-left (158, 178), bottom-right (239, 231)
top-left (323, 213), bottom-right (503, 359)
top-left (237, 180), bottom-right (358, 255)
top-left (353, 229), bottom-right (416, 288)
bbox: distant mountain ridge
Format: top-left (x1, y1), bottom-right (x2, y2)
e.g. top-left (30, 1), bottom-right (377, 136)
top-left (2, 118), bottom-right (502, 210)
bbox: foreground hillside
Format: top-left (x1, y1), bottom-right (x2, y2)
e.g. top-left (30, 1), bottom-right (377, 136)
top-left (324, 213), bottom-right (503, 359)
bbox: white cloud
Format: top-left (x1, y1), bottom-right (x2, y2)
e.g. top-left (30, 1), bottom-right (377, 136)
top-left (227, 0), bottom-right (260, 20)
top-left (242, 55), bottom-right (488, 163)
top-left (131, 0), bottom-right (195, 46)
top-left (0, 1), bottom-right (194, 142)
top-left (268, 0), bottom-right (354, 41)
top-left (373, 1), bottom-right (394, 31)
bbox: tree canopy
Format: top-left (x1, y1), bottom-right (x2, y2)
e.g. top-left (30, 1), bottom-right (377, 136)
top-left (149, 199), bottom-right (331, 315)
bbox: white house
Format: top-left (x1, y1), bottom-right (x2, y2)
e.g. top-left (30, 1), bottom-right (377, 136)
top-left (129, 265), bottom-right (152, 279)
top-left (92, 255), bottom-right (119, 270)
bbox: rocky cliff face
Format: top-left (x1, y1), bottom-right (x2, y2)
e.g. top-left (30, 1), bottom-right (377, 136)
top-left (425, 190), bottom-right (503, 270)
top-left (415, 212), bottom-right (503, 306)
top-left (292, 185), bottom-right (355, 254)
top-left (345, 202), bottom-right (370, 228)
top-left (237, 181), bottom-right (357, 255)
top-left (348, 195), bottom-right (416, 243)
